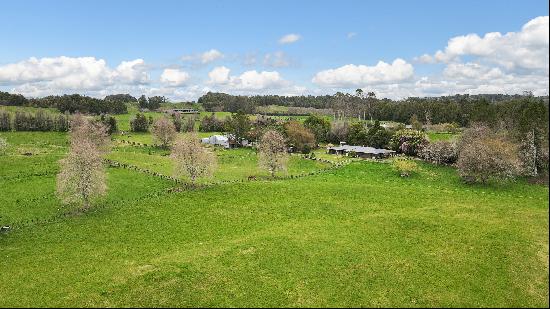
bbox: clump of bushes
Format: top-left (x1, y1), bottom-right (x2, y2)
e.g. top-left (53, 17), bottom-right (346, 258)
top-left (130, 113), bottom-right (149, 132)
top-left (0, 111), bottom-right (11, 131)
top-left (3, 110), bottom-right (69, 132)
top-left (419, 140), bottom-right (458, 165)
top-left (390, 129), bottom-right (428, 156)
top-left (283, 120), bottom-right (315, 154)
top-left (457, 125), bottom-right (521, 184)
top-left (199, 114), bottom-right (225, 132)
top-left (391, 157), bottom-right (420, 177)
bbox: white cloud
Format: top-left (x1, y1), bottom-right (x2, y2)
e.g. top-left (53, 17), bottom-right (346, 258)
top-left (278, 33), bottom-right (301, 44)
top-left (114, 59), bottom-right (149, 84)
top-left (208, 66), bottom-right (231, 84)
top-left (420, 16), bottom-right (549, 72)
top-left (312, 58), bottom-right (414, 87)
top-left (200, 49), bottom-right (224, 64)
top-left (182, 49), bottom-right (224, 64)
top-left (347, 32), bottom-right (357, 39)
top-left (160, 68), bottom-right (190, 87)
top-left (263, 51), bottom-right (291, 68)
top-left (0, 56), bottom-right (149, 92)
top-left (207, 66), bottom-right (293, 92)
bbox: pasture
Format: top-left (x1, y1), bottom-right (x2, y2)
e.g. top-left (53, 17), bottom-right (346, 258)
top-left (0, 130), bottom-right (548, 307)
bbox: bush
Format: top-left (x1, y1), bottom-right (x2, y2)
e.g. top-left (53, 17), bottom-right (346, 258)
top-left (391, 157), bottom-right (420, 177)
top-left (419, 140), bottom-right (458, 165)
top-left (304, 114), bottom-right (330, 143)
top-left (99, 114), bottom-right (117, 134)
top-left (130, 113), bottom-right (149, 132)
top-left (283, 121), bottom-right (315, 153)
top-left (390, 129), bottom-right (428, 156)
top-left (457, 125), bottom-right (522, 184)
top-left (366, 121), bottom-right (392, 148)
top-left (199, 114), bottom-right (225, 132)
top-left (54, 113), bottom-right (70, 132)
top-left (0, 111), bottom-right (11, 131)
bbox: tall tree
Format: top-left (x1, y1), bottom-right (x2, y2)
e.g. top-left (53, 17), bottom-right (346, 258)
top-left (56, 115), bottom-right (109, 210)
top-left (152, 117), bottom-right (177, 148)
top-left (171, 133), bottom-right (217, 184)
top-left (258, 130), bottom-right (288, 177)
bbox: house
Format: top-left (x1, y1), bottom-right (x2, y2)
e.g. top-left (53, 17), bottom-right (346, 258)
top-left (327, 142), bottom-right (395, 159)
top-left (201, 135), bottom-right (229, 148)
top-left (165, 108), bottom-right (199, 115)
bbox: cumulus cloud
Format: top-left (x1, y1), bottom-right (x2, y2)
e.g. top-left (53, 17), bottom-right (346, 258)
top-left (347, 32), bottom-right (357, 39)
top-left (182, 49), bottom-right (224, 64)
top-left (278, 33), bottom-right (301, 44)
top-left (160, 68), bottom-right (190, 87)
top-left (0, 56), bottom-right (149, 94)
top-left (208, 66), bottom-right (231, 84)
top-left (312, 58), bottom-right (414, 87)
top-left (208, 66), bottom-right (289, 91)
top-left (419, 16), bottom-right (549, 72)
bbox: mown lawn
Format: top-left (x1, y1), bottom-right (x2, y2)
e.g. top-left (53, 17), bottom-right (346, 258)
top-left (1, 138), bottom-right (548, 308)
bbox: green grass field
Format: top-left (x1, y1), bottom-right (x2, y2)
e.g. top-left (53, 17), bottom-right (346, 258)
top-left (0, 130), bottom-right (548, 307)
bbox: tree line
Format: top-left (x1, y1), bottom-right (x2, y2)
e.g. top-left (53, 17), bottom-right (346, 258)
top-left (198, 91), bottom-right (549, 127)
top-left (0, 91), bottom-right (169, 115)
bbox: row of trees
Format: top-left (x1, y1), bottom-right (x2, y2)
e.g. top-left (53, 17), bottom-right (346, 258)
top-left (0, 110), bottom-right (70, 132)
top-left (198, 91), bottom-right (548, 127)
top-left (0, 110), bottom-right (118, 133)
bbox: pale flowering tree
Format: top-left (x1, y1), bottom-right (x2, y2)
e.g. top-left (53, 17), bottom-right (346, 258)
top-left (152, 116), bottom-right (177, 148)
top-left (457, 124), bottom-right (521, 184)
top-left (258, 130), bottom-right (288, 177)
top-left (56, 114), bottom-right (109, 210)
top-left (171, 133), bottom-right (217, 184)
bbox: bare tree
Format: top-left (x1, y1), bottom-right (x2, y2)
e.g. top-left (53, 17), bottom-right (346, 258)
top-left (457, 124), bottom-right (521, 184)
top-left (56, 115), bottom-right (109, 210)
top-left (258, 130), bottom-right (288, 177)
top-left (152, 116), bottom-right (177, 148)
top-left (171, 133), bottom-right (217, 184)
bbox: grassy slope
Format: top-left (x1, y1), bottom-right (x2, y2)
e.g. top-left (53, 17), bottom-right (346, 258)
top-left (107, 146), bottom-right (330, 182)
top-left (0, 152), bottom-right (548, 307)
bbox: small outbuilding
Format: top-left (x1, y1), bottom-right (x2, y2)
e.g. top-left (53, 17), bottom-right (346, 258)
top-left (327, 143), bottom-right (395, 159)
top-left (201, 135), bottom-right (229, 148)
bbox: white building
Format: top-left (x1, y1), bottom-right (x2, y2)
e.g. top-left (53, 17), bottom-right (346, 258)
top-left (201, 135), bottom-right (229, 148)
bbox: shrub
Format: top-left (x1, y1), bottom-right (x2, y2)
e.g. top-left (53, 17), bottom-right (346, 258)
top-left (366, 120), bottom-right (392, 148)
top-left (419, 140), bottom-right (458, 165)
top-left (457, 125), bottom-right (522, 184)
top-left (183, 116), bottom-right (196, 132)
top-left (99, 114), bottom-right (117, 134)
top-left (390, 129), bottom-right (428, 156)
top-left (199, 114), bottom-right (225, 132)
top-left (130, 113), bottom-right (149, 132)
top-left (304, 114), bottom-right (330, 143)
top-left (54, 113), bottom-right (70, 132)
top-left (283, 121), bottom-right (315, 153)
top-left (0, 111), bottom-right (11, 131)
top-left (391, 157), bottom-right (420, 177)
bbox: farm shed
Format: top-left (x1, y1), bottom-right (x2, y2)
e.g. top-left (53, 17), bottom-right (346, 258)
top-left (201, 135), bottom-right (229, 148)
top-left (327, 143), bottom-right (395, 159)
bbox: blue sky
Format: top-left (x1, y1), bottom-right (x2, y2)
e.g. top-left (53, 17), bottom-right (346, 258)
top-left (0, 0), bottom-right (548, 101)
